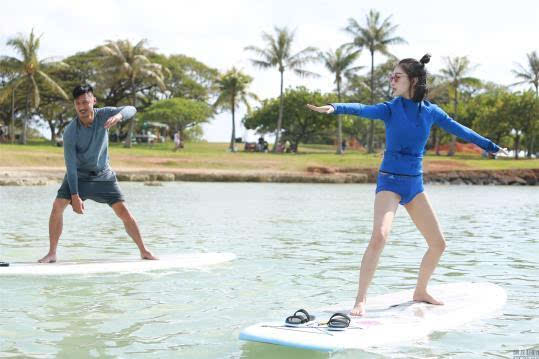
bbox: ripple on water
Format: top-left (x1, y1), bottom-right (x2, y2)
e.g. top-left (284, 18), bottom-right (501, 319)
top-left (0, 183), bottom-right (537, 358)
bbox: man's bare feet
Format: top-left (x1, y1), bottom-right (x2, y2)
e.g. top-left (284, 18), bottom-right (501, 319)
top-left (413, 291), bottom-right (444, 305)
top-left (350, 300), bottom-right (366, 316)
top-left (141, 250), bottom-right (158, 260)
top-left (38, 253), bottom-right (57, 263)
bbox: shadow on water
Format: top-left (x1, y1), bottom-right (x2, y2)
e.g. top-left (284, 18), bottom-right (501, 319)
top-left (239, 342), bottom-right (384, 359)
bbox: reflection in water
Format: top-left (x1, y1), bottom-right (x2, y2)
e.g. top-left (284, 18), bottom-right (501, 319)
top-left (0, 183), bottom-right (537, 358)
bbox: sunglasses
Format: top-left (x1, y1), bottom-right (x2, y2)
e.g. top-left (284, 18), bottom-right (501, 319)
top-left (388, 73), bottom-right (407, 82)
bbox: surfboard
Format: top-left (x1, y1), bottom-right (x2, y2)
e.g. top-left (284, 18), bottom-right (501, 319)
top-left (0, 252), bottom-right (236, 276)
top-left (239, 282), bottom-right (506, 352)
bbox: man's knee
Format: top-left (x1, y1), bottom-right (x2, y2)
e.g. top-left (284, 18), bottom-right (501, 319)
top-left (112, 202), bottom-right (133, 221)
top-left (51, 198), bottom-right (69, 215)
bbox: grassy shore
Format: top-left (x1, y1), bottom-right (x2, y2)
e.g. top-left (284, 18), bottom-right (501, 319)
top-left (1, 139), bottom-right (538, 173)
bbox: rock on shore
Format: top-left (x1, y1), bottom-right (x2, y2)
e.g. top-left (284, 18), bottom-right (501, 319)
top-left (1, 168), bottom-right (537, 186)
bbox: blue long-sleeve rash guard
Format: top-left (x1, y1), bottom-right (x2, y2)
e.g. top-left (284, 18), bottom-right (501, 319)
top-left (331, 97), bottom-right (500, 175)
top-left (63, 106), bottom-right (136, 195)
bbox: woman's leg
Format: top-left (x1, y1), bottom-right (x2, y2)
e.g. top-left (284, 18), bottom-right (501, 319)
top-left (351, 190), bottom-right (401, 316)
top-left (404, 192), bottom-right (446, 304)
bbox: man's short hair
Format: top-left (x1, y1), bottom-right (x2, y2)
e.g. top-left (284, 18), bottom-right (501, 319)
top-left (72, 84), bottom-right (94, 99)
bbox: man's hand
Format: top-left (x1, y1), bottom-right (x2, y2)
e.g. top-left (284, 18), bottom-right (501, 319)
top-left (71, 194), bottom-right (85, 214)
top-left (104, 113), bottom-right (123, 129)
top-left (495, 147), bottom-right (510, 156)
top-left (306, 104), bottom-right (334, 114)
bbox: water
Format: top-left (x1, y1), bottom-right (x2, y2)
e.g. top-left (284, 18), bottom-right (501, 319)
top-left (1, 182), bottom-right (538, 358)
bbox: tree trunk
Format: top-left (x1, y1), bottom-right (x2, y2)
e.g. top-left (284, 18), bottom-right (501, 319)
top-left (10, 88), bottom-right (15, 144)
top-left (431, 127), bottom-right (440, 155)
top-left (528, 133), bottom-right (535, 158)
top-left (21, 90), bottom-right (29, 145)
top-left (229, 93), bottom-right (236, 152)
top-left (48, 121), bottom-right (56, 144)
top-left (367, 51), bottom-right (375, 153)
top-left (336, 79), bottom-right (343, 155)
top-left (514, 134), bottom-right (520, 159)
top-left (125, 79), bottom-right (136, 148)
top-left (448, 87), bottom-right (458, 156)
top-left (529, 88), bottom-right (538, 157)
top-left (273, 69), bottom-right (285, 152)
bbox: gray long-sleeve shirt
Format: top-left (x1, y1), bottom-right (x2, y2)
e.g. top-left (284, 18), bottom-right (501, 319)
top-left (63, 106), bottom-right (136, 194)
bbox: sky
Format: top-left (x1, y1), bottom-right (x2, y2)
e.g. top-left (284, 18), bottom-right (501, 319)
top-left (1, 0), bottom-right (538, 142)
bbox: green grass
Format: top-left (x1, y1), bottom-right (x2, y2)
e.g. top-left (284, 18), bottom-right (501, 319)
top-left (1, 138), bottom-right (538, 172)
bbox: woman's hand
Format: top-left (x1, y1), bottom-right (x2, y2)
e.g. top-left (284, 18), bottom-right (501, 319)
top-left (306, 104), bottom-right (334, 114)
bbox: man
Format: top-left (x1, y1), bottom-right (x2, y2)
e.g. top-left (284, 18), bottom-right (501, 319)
top-left (173, 131), bottom-right (181, 151)
top-left (38, 85), bottom-right (157, 263)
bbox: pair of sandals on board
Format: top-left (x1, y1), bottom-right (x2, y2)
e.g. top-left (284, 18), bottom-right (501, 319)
top-left (285, 309), bottom-right (350, 331)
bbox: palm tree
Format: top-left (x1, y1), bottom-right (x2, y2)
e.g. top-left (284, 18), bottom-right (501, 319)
top-left (512, 51), bottom-right (539, 157)
top-left (512, 51), bottom-right (539, 97)
top-left (0, 29), bottom-right (69, 144)
top-left (426, 75), bottom-right (452, 155)
top-left (100, 39), bottom-right (168, 147)
top-left (345, 9), bottom-right (406, 153)
top-left (213, 68), bottom-right (258, 152)
top-left (245, 27), bottom-right (318, 152)
top-left (439, 56), bottom-right (480, 156)
top-left (321, 45), bottom-right (362, 154)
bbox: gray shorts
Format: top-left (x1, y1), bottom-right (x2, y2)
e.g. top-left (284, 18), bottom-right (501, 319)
top-left (57, 178), bottom-right (125, 206)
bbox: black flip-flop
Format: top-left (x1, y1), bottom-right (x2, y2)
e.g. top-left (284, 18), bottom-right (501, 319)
top-left (285, 309), bottom-right (316, 327)
top-left (327, 312), bottom-right (351, 331)
top-left (0, 262), bottom-right (9, 267)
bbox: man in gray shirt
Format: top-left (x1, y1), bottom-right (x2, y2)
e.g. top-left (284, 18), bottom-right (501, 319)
top-left (38, 85), bottom-right (157, 263)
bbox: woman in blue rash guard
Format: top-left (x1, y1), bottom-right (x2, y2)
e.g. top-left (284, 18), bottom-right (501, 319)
top-left (307, 54), bottom-right (508, 316)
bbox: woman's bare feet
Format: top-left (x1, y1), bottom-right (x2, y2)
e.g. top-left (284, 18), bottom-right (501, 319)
top-left (141, 250), bottom-right (158, 260)
top-left (38, 253), bottom-right (57, 263)
top-left (413, 290), bottom-right (444, 305)
top-left (350, 300), bottom-right (366, 316)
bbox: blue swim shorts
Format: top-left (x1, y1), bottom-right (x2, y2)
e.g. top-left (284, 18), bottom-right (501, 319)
top-left (375, 171), bottom-right (424, 205)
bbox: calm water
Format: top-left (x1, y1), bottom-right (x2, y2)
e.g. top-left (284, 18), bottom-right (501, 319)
top-left (0, 182), bottom-right (538, 358)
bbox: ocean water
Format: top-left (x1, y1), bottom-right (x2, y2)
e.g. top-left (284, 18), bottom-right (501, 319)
top-left (1, 182), bottom-right (537, 358)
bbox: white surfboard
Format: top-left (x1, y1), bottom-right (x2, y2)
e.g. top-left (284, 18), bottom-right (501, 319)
top-left (0, 253), bottom-right (236, 276)
top-left (239, 282), bottom-right (506, 352)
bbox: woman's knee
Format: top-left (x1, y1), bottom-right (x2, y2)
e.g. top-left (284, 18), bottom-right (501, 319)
top-left (369, 229), bottom-right (390, 251)
top-left (429, 237), bottom-right (446, 252)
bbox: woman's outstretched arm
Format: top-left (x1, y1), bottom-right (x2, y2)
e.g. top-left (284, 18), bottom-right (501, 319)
top-left (433, 106), bottom-right (508, 154)
top-left (306, 103), bottom-right (391, 122)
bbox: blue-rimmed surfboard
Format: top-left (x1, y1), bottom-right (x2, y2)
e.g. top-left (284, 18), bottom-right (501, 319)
top-left (240, 282), bottom-right (506, 352)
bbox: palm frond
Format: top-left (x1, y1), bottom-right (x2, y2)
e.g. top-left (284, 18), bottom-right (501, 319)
top-left (37, 70), bottom-right (69, 99)
top-left (248, 59), bottom-right (273, 69)
top-left (293, 68), bottom-right (320, 78)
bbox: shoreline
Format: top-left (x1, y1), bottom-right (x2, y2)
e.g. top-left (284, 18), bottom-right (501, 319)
top-left (1, 167), bottom-right (537, 186)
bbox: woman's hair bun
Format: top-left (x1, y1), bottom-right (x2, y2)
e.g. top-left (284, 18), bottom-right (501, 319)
top-left (420, 54), bottom-right (431, 65)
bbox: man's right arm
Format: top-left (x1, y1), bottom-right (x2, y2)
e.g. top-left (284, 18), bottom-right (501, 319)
top-left (63, 133), bottom-right (85, 214)
top-left (63, 129), bottom-right (78, 195)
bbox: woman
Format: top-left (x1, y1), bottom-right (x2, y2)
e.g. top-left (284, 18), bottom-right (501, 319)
top-left (307, 54), bottom-right (508, 316)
